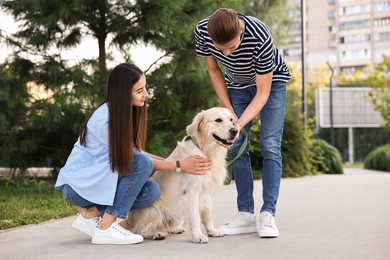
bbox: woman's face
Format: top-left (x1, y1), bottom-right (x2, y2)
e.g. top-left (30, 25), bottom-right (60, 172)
top-left (131, 74), bottom-right (148, 107)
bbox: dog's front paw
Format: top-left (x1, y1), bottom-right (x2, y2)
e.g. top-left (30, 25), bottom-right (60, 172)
top-left (192, 234), bottom-right (209, 244)
top-left (152, 232), bottom-right (167, 240)
top-left (143, 231), bottom-right (167, 240)
top-left (207, 228), bottom-right (224, 237)
top-left (170, 225), bottom-right (185, 234)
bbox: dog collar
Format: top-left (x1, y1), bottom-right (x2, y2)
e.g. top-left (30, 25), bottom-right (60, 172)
top-left (185, 136), bottom-right (201, 150)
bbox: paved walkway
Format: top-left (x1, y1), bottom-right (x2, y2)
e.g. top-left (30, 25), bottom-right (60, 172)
top-left (1, 168), bottom-right (389, 260)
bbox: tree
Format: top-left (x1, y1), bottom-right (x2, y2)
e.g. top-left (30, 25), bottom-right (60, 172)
top-left (1, 0), bottom-right (190, 71)
top-left (0, 0), bottom-right (293, 169)
top-left (0, 59), bottom-right (33, 168)
top-left (367, 55), bottom-right (390, 129)
top-left (145, 0), bottom-right (292, 155)
top-left (239, 0), bottom-right (291, 46)
top-left (0, 0), bottom-right (240, 167)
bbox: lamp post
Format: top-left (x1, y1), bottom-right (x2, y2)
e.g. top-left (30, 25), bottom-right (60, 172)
top-left (301, 0), bottom-right (307, 127)
top-left (327, 62), bottom-right (335, 146)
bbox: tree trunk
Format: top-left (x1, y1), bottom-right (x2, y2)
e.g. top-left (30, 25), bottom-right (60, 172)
top-left (98, 37), bottom-right (106, 71)
top-left (96, 1), bottom-right (108, 72)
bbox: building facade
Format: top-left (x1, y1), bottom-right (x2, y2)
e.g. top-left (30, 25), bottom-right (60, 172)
top-left (281, 0), bottom-right (390, 78)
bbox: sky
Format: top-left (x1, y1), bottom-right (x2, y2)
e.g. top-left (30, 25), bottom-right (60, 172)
top-left (0, 11), bottom-right (163, 71)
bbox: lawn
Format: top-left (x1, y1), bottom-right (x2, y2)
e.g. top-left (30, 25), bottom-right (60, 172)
top-left (0, 177), bottom-right (78, 230)
top-left (343, 162), bottom-right (364, 168)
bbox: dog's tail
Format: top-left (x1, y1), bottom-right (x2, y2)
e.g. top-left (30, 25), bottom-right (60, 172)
top-left (158, 198), bottom-right (181, 230)
top-left (120, 198), bottom-right (180, 240)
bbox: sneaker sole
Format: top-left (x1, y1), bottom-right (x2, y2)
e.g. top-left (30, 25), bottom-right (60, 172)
top-left (91, 237), bottom-right (144, 245)
top-left (258, 230), bottom-right (279, 238)
top-left (218, 226), bottom-right (258, 235)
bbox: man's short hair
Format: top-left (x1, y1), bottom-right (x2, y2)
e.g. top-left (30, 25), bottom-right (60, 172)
top-left (207, 8), bottom-right (240, 44)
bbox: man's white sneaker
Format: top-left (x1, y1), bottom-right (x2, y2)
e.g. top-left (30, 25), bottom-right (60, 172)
top-left (258, 211), bottom-right (279, 238)
top-left (72, 213), bottom-right (100, 237)
top-left (217, 212), bottom-right (257, 235)
top-left (91, 222), bottom-right (144, 245)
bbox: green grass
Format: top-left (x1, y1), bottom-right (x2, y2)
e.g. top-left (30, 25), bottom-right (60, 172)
top-left (0, 177), bottom-right (78, 230)
top-left (253, 169), bottom-right (262, 180)
top-left (343, 162), bottom-right (364, 169)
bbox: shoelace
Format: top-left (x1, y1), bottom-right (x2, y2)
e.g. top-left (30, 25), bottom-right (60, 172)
top-left (225, 213), bottom-right (246, 225)
top-left (92, 217), bottom-right (100, 226)
top-left (111, 223), bottom-right (135, 236)
top-left (261, 214), bottom-right (275, 227)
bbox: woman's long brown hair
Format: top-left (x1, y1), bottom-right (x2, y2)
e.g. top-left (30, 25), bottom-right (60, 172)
top-left (79, 63), bottom-right (147, 175)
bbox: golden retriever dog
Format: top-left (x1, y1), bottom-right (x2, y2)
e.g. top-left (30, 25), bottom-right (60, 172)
top-left (121, 107), bottom-right (237, 243)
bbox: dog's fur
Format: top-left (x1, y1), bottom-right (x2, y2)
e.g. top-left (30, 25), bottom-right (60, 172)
top-left (121, 107), bottom-right (237, 243)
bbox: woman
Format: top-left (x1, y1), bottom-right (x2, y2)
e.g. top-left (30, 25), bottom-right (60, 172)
top-left (55, 63), bottom-right (211, 245)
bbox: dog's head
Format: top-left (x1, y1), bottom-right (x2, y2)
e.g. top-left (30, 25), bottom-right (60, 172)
top-left (186, 107), bottom-right (237, 147)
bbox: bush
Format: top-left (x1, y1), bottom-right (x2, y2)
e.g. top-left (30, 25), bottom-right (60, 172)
top-left (281, 114), bottom-right (318, 177)
top-left (250, 110), bottom-right (318, 178)
top-left (310, 138), bottom-right (344, 174)
top-left (364, 144), bottom-right (390, 172)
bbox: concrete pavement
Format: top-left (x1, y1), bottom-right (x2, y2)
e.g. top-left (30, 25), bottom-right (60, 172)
top-left (1, 168), bottom-right (389, 260)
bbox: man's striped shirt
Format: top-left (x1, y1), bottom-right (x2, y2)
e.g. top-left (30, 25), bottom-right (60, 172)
top-left (195, 14), bottom-right (291, 89)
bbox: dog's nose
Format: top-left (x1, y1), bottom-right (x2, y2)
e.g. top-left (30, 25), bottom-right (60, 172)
top-left (230, 128), bottom-right (238, 137)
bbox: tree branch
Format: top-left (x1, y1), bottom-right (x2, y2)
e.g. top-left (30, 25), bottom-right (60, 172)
top-left (144, 51), bottom-right (172, 74)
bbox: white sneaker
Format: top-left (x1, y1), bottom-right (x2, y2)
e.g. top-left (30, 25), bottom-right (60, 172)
top-left (72, 213), bottom-right (100, 237)
top-left (217, 212), bottom-right (257, 235)
top-left (91, 222), bottom-right (144, 245)
top-left (258, 211), bottom-right (279, 238)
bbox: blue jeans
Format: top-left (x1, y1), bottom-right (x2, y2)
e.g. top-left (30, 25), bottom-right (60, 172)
top-left (61, 152), bottom-right (160, 219)
top-left (228, 81), bottom-right (286, 215)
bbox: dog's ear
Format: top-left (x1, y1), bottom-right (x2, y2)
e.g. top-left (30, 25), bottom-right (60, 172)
top-left (186, 111), bottom-right (204, 136)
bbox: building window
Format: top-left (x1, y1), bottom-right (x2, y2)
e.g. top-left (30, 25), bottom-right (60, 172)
top-left (339, 20), bottom-right (370, 30)
top-left (340, 4), bottom-right (370, 15)
top-left (375, 47), bottom-right (390, 59)
top-left (341, 66), bottom-right (367, 75)
top-left (328, 54), bottom-right (337, 63)
top-left (283, 48), bottom-right (301, 57)
top-left (290, 21), bottom-right (301, 31)
top-left (328, 0), bottom-right (336, 5)
top-left (329, 39), bottom-right (337, 48)
top-left (375, 31), bottom-right (390, 42)
top-left (341, 67), bottom-right (356, 75)
top-left (340, 34), bottom-right (370, 44)
top-left (329, 25), bottom-right (337, 33)
top-left (373, 2), bottom-right (390, 12)
top-left (287, 34), bottom-right (302, 44)
top-left (328, 10), bottom-right (336, 19)
top-left (341, 49), bottom-right (371, 60)
top-left (374, 17), bottom-right (390, 26)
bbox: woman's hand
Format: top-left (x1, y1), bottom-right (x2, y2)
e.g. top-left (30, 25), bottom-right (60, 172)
top-left (181, 155), bottom-right (212, 175)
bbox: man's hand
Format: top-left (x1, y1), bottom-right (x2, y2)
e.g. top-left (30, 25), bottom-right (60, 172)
top-left (231, 122), bottom-right (242, 143)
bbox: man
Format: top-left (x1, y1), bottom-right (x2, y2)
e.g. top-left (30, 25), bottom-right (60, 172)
top-left (194, 8), bottom-right (290, 238)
